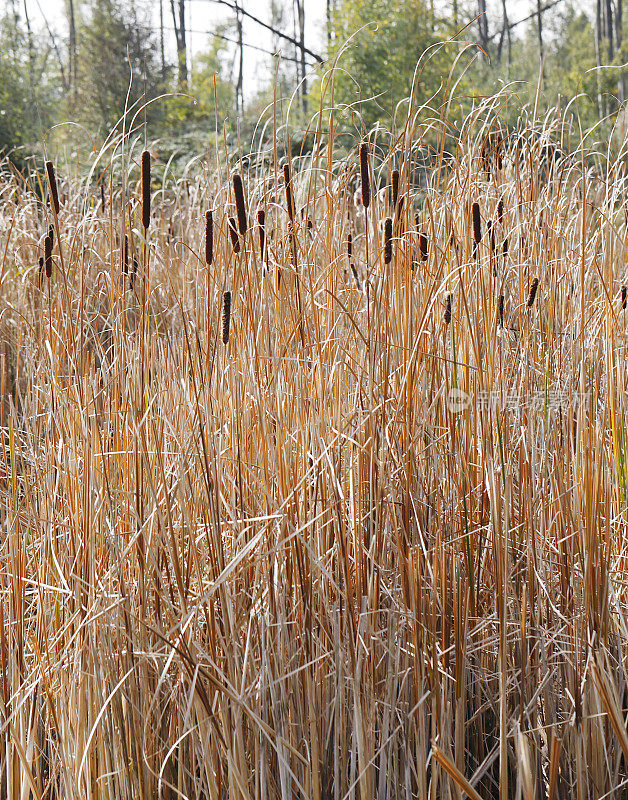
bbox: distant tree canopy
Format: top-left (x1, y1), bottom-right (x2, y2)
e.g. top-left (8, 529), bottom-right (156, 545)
top-left (73, 0), bottom-right (166, 133)
top-left (0, 0), bottom-right (626, 160)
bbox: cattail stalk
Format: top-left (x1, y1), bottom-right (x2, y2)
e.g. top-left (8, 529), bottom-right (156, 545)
top-left (44, 235), bottom-right (53, 278)
top-left (527, 278), bottom-right (539, 308)
top-left (123, 234), bottom-right (129, 274)
top-left (360, 143), bottom-right (370, 209)
top-left (222, 291), bottom-right (232, 344)
top-left (384, 217), bottom-right (393, 264)
top-left (233, 174), bottom-right (247, 235)
top-left (472, 202), bottom-right (481, 251)
top-left (45, 161), bottom-right (60, 215)
top-left (228, 217), bottom-right (240, 253)
top-left (257, 209), bottom-right (266, 260)
top-left (391, 169), bottom-right (399, 209)
top-left (141, 149), bottom-right (151, 229)
top-left (205, 210), bottom-right (214, 265)
top-left (283, 164), bottom-right (295, 222)
top-left (419, 232), bottom-right (428, 261)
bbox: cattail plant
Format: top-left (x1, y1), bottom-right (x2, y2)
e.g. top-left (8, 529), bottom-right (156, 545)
top-left (123, 234), bottom-right (129, 274)
top-left (233, 174), bottom-right (247, 235)
top-left (391, 169), bottom-right (400, 209)
top-left (498, 294), bottom-right (504, 326)
top-left (497, 197), bottom-right (504, 224)
top-left (444, 293), bottom-right (452, 324)
top-left (205, 210), bottom-right (214, 265)
top-left (257, 209), bottom-right (266, 260)
top-left (347, 233), bottom-right (352, 259)
top-left (100, 183), bottom-right (106, 212)
top-left (527, 277), bottom-right (539, 307)
top-left (228, 216), bottom-right (240, 253)
top-left (359, 142), bottom-right (370, 209)
top-left (283, 164), bottom-right (295, 222)
top-left (45, 161), bottom-right (60, 215)
top-left (384, 217), bottom-right (393, 264)
top-left (48, 224), bottom-right (54, 247)
top-left (622, 285), bottom-right (627, 310)
top-left (472, 202), bottom-right (481, 257)
top-left (44, 234), bottom-right (53, 278)
top-left (141, 149), bottom-right (151, 230)
top-left (222, 291), bottom-right (232, 344)
top-left (419, 232), bottom-right (428, 261)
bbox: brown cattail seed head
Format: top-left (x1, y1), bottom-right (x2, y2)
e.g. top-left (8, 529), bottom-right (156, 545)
top-left (497, 197), bottom-right (504, 224)
top-left (472, 202), bottom-right (481, 245)
top-left (123, 234), bottom-right (129, 274)
top-left (347, 233), bottom-right (353, 258)
top-left (391, 169), bottom-right (400, 209)
top-left (498, 294), bottom-right (504, 326)
top-left (359, 143), bottom-right (370, 209)
top-left (100, 183), bottom-right (105, 211)
top-left (444, 293), bottom-right (452, 324)
top-left (205, 210), bottom-right (214, 265)
top-left (527, 277), bottom-right (539, 308)
top-left (233, 174), bottom-right (247, 235)
top-left (419, 232), bottom-right (428, 261)
top-left (222, 291), bottom-right (232, 344)
top-left (384, 217), bottom-right (393, 264)
top-left (228, 216), bottom-right (240, 253)
top-left (141, 149), bottom-right (151, 229)
top-left (257, 209), bottom-right (266, 258)
top-left (48, 224), bottom-right (54, 247)
top-left (45, 161), bottom-right (60, 215)
top-left (44, 235), bottom-right (53, 278)
top-left (622, 285), bottom-right (627, 310)
top-left (283, 164), bottom-right (295, 222)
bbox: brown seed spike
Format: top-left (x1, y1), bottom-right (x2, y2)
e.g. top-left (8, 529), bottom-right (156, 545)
top-left (123, 234), bottom-right (129, 274)
top-left (359, 143), bottom-right (370, 209)
top-left (228, 216), bottom-right (240, 253)
top-left (384, 217), bottom-right (393, 264)
top-left (472, 202), bottom-right (481, 245)
top-left (283, 164), bottom-right (295, 222)
top-left (45, 161), bottom-right (60, 215)
top-left (527, 277), bottom-right (539, 308)
top-left (44, 235), bottom-right (53, 278)
top-left (347, 233), bottom-right (352, 258)
top-left (48, 224), bottom-right (54, 247)
top-left (257, 209), bottom-right (266, 259)
top-left (205, 210), bottom-right (214, 265)
top-left (141, 150), bottom-right (151, 229)
top-left (498, 294), bottom-right (504, 326)
top-left (622, 285), bottom-right (627, 310)
top-left (222, 291), bottom-right (232, 344)
top-left (419, 232), bottom-right (428, 261)
top-left (444, 294), bottom-right (452, 324)
top-left (391, 169), bottom-right (400, 209)
top-left (497, 197), bottom-right (504, 224)
top-left (233, 174), bottom-right (247, 235)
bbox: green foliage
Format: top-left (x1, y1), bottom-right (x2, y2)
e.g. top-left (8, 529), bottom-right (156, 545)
top-left (73, 0), bottom-right (166, 134)
top-left (327, 0), bottom-right (465, 128)
top-left (0, 4), bottom-right (55, 159)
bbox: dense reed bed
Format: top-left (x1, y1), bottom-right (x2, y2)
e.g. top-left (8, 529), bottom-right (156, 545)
top-left (3, 92), bottom-right (628, 799)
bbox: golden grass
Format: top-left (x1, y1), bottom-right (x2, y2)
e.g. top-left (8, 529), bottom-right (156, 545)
top-left (2, 89), bottom-right (628, 798)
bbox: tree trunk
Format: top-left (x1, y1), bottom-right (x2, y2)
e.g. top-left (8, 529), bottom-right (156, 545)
top-left (170, 0), bottom-right (188, 87)
top-left (595, 0), bottom-right (605, 118)
top-left (67, 0), bottom-right (76, 99)
top-left (617, 0), bottom-right (625, 101)
top-left (235, 0), bottom-right (244, 114)
top-left (477, 0), bottom-right (488, 54)
top-left (295, 0), bottom-right (306, 113)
